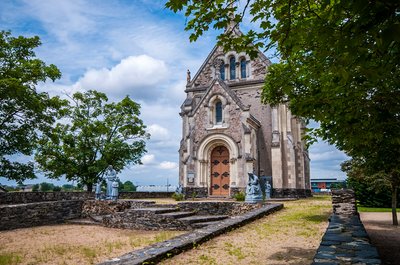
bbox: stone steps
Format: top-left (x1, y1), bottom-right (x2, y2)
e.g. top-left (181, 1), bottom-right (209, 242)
top-left (132, 207), bottom-right (179, 214)
top-left (178, 215), bottom-right (229, 224)
top-left (191, 220), bottom-right (223, 229)
top-left (158, 211), bottom-right (196, 219)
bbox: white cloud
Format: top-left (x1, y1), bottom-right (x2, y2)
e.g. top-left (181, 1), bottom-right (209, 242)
top-left (75, 55), bottom-right (168, 99)
top-left (147, 124), bottom-right (170, 141)
top-left (159, 161), bottom-right (178, 170)
top-left (141, 154), bottom-right (155, 165)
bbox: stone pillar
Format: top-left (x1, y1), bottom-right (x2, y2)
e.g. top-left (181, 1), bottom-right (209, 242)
top-left (331, 189), bottom-right (358, 216)
top-left (271, 105), bottom-right (283, 189)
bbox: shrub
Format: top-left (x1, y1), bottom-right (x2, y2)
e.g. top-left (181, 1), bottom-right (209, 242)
top-left (233, 191), bottom-right (245, 201)
top-left (172, 192), bottom-right (184, 201)
top-left (52, 186), bottom-right (62, 192)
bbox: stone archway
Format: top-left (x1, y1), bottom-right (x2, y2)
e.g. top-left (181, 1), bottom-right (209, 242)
top-left (196, 134), bottom-right (239, 197)
top-left (210, 146), bottom-right (230, 196)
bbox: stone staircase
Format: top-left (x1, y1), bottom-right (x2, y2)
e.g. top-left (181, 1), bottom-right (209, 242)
top-left (67, 204), bottom-right (230, 230)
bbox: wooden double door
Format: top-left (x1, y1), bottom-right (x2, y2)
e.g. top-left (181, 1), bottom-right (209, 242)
top-left (210, 146), bottom-right (230, 196)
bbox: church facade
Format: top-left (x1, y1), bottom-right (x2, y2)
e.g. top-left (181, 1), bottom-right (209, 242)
top-left (179, 34), bottom-right (311, 198)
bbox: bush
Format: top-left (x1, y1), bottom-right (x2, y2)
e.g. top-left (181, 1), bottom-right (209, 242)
top-left (233, 191), bottom-right (245, 201)
top-left (172, 192), bottom-right (185, 201)
top-left (32, 184), bottom-right (39, 192)
top-left (53, 186), bottom-right (62, 192)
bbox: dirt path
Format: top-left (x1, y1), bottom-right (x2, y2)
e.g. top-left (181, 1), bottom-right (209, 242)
top-left (359, 212), bottom-right (400, 265)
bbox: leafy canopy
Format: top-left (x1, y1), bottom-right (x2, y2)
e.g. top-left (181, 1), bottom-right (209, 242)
top-left (35, 90), bottom-right (149, 191)
top-left (166, 0), bottom-right (400, 223)
top-left (0, 31), bottom-right (65, 182)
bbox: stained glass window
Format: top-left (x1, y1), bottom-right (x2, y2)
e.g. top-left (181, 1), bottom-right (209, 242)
top-left (230, 57), bottom-right (236, 80)
top-left (219, 63), bottom-right (225, 80)
top-left (215, 101), bottom-right (222, 123)
top-left (240, 59), bottom-right (246, 78)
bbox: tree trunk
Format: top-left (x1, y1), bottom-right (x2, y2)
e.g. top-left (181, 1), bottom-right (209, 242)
top-left (86, 182), bottom-right (93, 192)
top-left (391, 185), bottom-right (398, 226)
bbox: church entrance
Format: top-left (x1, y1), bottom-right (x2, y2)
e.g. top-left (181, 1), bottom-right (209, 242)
top-left (210, 146), bottom-right (230, 196)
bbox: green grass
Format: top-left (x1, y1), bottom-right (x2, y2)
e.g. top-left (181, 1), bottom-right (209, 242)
top-left (0, 253), bottom-right (21, 265)
top-left (358, 206), bottom-right (400, 212)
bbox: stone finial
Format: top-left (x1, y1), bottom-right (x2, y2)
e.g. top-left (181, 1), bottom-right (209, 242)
top-left (187, 69), bottom-right (191, 83)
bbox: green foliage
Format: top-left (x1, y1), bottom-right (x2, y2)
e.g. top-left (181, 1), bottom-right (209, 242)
top-left (172, 192), bottom-right (185, 201)
top-left (32, 184), bottom-right (39, 191)
top-left (233, 191), bottom-right (245, 201)
top-left (166, 0), bottom-right (400, 225)
top-left (121, 180), bottom-right (136, 192)
top-left (0, 31), bottom-right (67, 182)
top-left (52, 186), bottom-right (61, 192)
top-left (39, 182), bottom-right (54, 192)
top-left (61, 184), bottom-right (75, 191)
top-left (35, 90), bottom-right (148, 191)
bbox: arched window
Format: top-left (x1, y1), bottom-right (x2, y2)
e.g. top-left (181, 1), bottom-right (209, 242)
top-left (240, 59), bottom-right (246, 78)
top-left (215, 101), bottom-right (222, 124)
top-left (219, 64), bottom-right (225, 80)
top-left (229, 57), bottom-right (236, 80)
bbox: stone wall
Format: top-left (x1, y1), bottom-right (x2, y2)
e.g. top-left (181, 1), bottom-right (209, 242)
top-left (177, 202), bottom-right (260, 216)
top-left (312, 189), bottom-right (381, 264)
top-left (118, 192), bottom-right (174, 199)
top-left (0, 191), bottom-right (174, 205)
top-left (331, 189), bottom-right (357, 216)
top-left (81, 200), bottom-right (156, 216)
top-left (0, 192), bottom-right (94, 205)
top-left (272, 188), bottom-right (312, 198)
top-left (0, 200), bottom-right (83, 231)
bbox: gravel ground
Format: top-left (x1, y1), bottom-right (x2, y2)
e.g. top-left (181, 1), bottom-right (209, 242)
top-left (360, 212), bottom-right (400, 265)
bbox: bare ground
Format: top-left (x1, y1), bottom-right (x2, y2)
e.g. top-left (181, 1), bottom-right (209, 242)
top-left (0, 224), bottom-right (183, 265)
top-left (359, 212), bottom-right (400, 265)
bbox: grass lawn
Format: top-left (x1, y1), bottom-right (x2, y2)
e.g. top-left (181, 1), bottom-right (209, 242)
top-left (161, 195), bottom-right (332, 265)
top-left (0, 225), bottom-right (183, 265)
top-left (357, 206), bottom-right (400, 212)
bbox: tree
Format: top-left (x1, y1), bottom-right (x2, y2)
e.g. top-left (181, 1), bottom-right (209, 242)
top-left (0, 31), bottom-right (66, 182)
top-left (32, 184), bottom-right (39, 192)
top-left (39, 182), bottom-right (53, 192)
top-left (35, 90), bottom-right (148, 191)
top-left (166, 0), bottom-right (400, 225)
top-left (122, 180), bottom-right (136, 192)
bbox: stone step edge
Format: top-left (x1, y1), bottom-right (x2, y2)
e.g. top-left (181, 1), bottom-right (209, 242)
top-left (97, 203), bottom-right (283, 265)
top-left (157, 211), bottom-right (196, 218)
top-left (191, 220), bottom-right (223, 229)
top-left (177, 215), bottom-right (229, 223)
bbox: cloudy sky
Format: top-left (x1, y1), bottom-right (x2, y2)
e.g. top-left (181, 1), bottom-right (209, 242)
top-left (0, 0), bottom-right (348, 187)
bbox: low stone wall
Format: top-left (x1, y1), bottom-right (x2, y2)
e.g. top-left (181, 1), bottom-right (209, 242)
top-left (0, 192), bottom-right (94, 205)
top-left (0, 200), bottom-right (83, 231)
top-left (312, 189), bottom-right (381, 264)
top-left (118, 192), bottom-right (174, 199)
top-left (272, 188), bottom-right (312, 198)
top-left (82, 200), bottom-right (156, 216)
top-left (102, 209), bottom-right (191, 231)
top-left (177, 202), bottom-right (260, 216)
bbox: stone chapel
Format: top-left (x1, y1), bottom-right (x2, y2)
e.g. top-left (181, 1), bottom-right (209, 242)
top-left (179, 26), bottom-right (311, 198)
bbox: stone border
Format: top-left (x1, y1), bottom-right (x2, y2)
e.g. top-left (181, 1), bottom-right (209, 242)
top-left (98, 203), bottom-right (283, 265)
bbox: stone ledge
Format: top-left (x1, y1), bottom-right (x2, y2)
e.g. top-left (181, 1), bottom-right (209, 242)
top-left (98, 203), bottom-right (283, 265)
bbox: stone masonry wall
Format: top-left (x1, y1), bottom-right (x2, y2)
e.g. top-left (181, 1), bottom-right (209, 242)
top-left (0, 192), bottom-right (94, 205)
top-left (0, 200), bottom-right (83, 231)
top-left (177, 202), bottom-right (260, 216)
top-left (312, 189), bottom-right (381, 264)
top-left (0, 191), bottom-right (174, 205)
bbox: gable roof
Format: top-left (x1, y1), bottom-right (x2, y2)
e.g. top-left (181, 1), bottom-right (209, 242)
top-left (189, 77), bottom-right (249, 117)
top-left (187, 26), bottom-right (271, 88)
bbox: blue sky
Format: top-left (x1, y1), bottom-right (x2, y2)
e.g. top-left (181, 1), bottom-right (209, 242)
top-left (0, 0), bottom-right (348, 187)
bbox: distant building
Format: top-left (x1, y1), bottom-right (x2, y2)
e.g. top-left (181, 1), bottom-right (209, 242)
top-left (311, 178), bottom-right (346, 192)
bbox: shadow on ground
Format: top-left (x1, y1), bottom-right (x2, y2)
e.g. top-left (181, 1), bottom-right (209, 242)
top-left (267, 247), bottom-right (315, 265)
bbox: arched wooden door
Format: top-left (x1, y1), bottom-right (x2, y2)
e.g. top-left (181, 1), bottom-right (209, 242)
top-left (210, 146), bottom-right (230, 196)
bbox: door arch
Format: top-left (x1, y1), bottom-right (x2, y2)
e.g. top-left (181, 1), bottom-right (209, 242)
top-left (210, 146), bottom-right (230, 196)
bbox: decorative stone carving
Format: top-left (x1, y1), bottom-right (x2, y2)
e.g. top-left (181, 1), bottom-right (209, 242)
top-left (245, 173), bottom-right (263, 203)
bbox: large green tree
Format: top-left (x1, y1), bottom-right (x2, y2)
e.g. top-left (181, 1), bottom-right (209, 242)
top-left (0, 31), bottom-right (65, 182)
top-left (166, 0), bottom-right (400, 224)
top-left (35, 90), bottom-right (148, 191)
